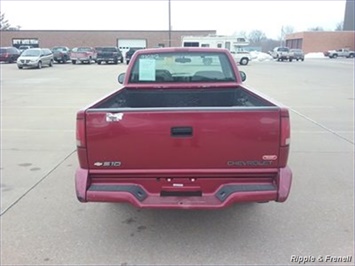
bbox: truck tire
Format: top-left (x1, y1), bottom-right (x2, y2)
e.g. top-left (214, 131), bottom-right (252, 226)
top-left (349, 53), bottom-right (354, 58)
top-left (239, 58), bottom-right (249, 65)
top-left (72, 60), bottom-right (76, 64)
top-left (97, 61), bottom-right (102, 65)
top-left (332, 54), bottom-right (338, 59)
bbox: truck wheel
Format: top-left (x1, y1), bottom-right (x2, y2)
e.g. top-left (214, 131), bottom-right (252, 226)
top-left (88, 58), bottom-right (92, 64)
top-left (289, 58), bottom-right (293, 62)
top-left (349, 54), bottom-right (354, 58)
top-left (37, 61), bottom-right (42, 69)
top-left (239, 58), bottom-right (249, 65)
top-left (332, 54), bottom-right (338, 59)
top-left (97, 61), bottom-right (101, 65)
top-left (72, 60), bottom-right (76, 64)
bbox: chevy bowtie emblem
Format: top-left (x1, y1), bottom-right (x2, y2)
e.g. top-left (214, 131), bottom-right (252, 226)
top-left (94, 161), bottom-right (122, 167)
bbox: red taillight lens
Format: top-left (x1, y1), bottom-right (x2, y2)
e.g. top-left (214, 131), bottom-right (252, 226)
top-left (281, 116), bottom-right (290, 146)
top-left (76, 114), bottom-right (86, 148)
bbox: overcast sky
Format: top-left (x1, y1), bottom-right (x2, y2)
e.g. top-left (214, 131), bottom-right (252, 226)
top-left (1, 0), bottom-right (347, 39)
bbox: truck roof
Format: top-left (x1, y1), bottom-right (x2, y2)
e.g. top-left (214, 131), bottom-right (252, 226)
top-left (134, 47), bottom-right (231, 54)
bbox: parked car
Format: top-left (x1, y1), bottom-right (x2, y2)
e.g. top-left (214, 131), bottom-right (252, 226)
top-left (70, 47), bottom-right (97, 64)
top-left (0, 47), bottom-right (21, 63)
top-left (270, 47), bottom-right (293, 61)
top-left (324, 48), bottom-right (355, 58)
top-left (95, 46), bottom-right (123, 64)
top-left (290, 49), bottom-right (305, 61)
top-left (52, 46), bottom-right (70, 63)
top-left (125, 47), bottom-right (143, 64)
top-left (17, 48), bottom-right (54, 69)
top-left (18, 45), bottom-right (33, 54)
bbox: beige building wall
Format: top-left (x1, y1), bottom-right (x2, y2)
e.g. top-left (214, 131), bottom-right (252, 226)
top-left (0, 30), bottom-right (216, 49)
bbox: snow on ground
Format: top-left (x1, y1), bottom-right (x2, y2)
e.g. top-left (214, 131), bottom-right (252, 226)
top-left (249, 51), bottom-right (326, 62)
top-left (304, 52), bottom-right (326, 59)
top-left (250, 51), bottom-right (273, 61)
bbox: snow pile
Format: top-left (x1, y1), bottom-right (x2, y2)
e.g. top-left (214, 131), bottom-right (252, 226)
top-left (305, 52), bottom-right (326, 59)
top-left (250, 51), bottom-right (273, 62)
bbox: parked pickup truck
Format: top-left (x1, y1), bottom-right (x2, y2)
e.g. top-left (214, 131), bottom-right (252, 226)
top-left (230, 50), bottom-right (252, 65)
top-left (324, 48), bottom-right (355, 58)
top-left (75, 47), bottom-right (292, 209)
top-left (95, 46), bottom-right (123, 64)
top-left (70, 47), bottom-right (97, 64)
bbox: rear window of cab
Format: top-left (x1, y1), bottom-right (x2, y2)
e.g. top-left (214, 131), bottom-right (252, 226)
top-left (128, 52), bottom-right (236, 83)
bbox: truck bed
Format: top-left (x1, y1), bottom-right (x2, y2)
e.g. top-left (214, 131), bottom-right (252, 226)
top-left (94, 87), bottom-right (274, 108)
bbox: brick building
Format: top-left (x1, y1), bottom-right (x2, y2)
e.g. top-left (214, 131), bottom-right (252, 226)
top-left (0, 30), bottom-right (216, 52)
top-left (285, 31), bottom-right (355, 53)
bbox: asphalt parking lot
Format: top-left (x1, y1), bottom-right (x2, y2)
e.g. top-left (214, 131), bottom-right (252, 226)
top-left (1, 58), bottom-right (354, 265)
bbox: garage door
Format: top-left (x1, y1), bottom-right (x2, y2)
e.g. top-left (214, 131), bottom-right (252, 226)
top-left (118, 39), bottom-right (147, 58)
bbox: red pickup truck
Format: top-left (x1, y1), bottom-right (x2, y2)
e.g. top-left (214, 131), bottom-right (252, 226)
top-left (75, 47), bottom-right (292, 209)
top-left (70, 46), bottom-right (97, 64)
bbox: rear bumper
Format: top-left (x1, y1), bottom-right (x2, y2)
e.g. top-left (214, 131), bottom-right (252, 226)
top-left (75, 167), bottom-right (292, 209)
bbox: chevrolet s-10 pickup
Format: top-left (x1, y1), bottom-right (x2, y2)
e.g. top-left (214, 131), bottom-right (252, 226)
top-left (75, 47), bottom-right (292, 209)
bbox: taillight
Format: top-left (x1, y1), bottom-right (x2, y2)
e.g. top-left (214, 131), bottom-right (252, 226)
top-left (76, 112), bottom-right (86, 148)
top-left (281, 116), bottom-right (290, 146)
top-left (279, 109), bottom-right (291, 167)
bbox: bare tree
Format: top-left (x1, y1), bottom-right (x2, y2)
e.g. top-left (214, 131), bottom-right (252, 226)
top-left (283, 25), bottom-right (295, 35)
top-left (248, 30), bottom-right (267, 45)
top-left (0, 13), bottom-right (10, 30)
top-left (0, 13), bottom-right (20, 31)
top-left (335, 21), bottom-right (343, 31)
top-left (308, 26), bottom-right (324, 31)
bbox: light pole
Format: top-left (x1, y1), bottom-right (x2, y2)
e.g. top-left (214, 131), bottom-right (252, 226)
top-left (168, 0), bottom-right (172, 47)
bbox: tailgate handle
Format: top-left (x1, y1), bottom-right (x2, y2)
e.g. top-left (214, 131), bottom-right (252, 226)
top-left (171, 127), bottom-right (193, 137)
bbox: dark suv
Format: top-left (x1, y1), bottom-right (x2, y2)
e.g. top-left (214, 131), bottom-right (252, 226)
top-left (125, 47), bottom-right (143, 64)
top-left (0, 47), bottom-right (21, 63)
top-left (96, 46), bottom-right (123, 64)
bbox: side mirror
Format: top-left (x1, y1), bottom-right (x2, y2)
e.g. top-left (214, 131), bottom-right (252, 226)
top-left (239, 71), bottom-right (246, 82)
top-left (118, 73), bottom-right (125, 84)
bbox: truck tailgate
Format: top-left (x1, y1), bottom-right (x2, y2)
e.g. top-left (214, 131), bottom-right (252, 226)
top-left (85, 108), bottom-right (281, 170)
